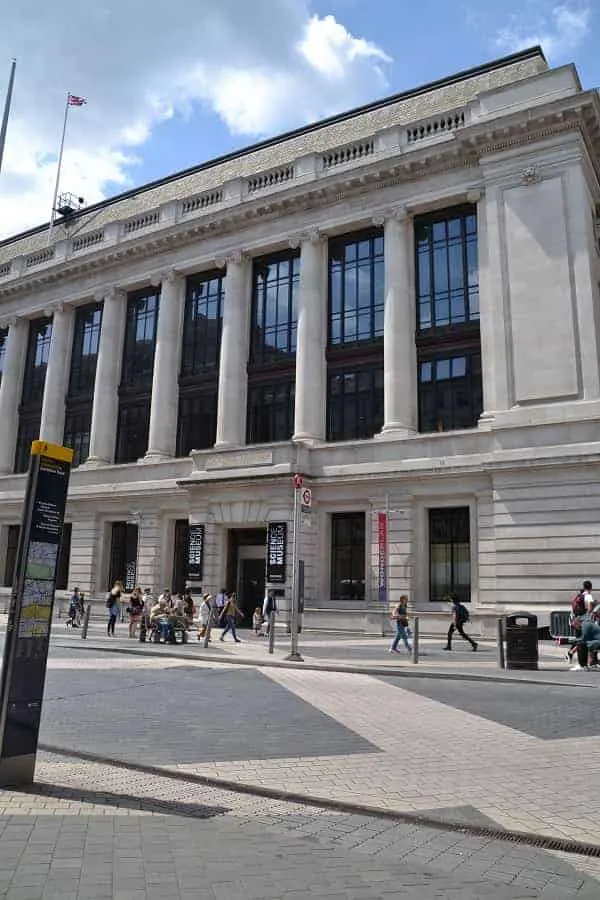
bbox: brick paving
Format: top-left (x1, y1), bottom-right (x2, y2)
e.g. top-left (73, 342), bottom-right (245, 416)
top-left (1, 629), bottom-right (599, 897)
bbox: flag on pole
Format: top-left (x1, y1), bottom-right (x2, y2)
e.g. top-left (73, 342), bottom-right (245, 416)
top-left (67, 94), bottom-right (87, 106)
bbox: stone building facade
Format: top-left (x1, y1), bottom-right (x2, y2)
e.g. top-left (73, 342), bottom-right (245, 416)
top-left (0, 46), bottom-right (599, 631)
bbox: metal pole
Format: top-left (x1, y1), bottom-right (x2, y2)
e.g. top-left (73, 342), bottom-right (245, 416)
top-left (412, 616), bottom-right (419, 664)
top-left (81, 603), bottom-right (91, 639)
top-left (286, 483), bottom-right (303, 662)
top-left (496, 617), bottom-right (505, 669)
top-left (268, 609), bottom-right (276, 654)
top-left (0, 59), bottom-right (16, 186)
top-left (48, 93), bottom-right (70, 245)
top-left (202, 606), bottom-right (214, 649)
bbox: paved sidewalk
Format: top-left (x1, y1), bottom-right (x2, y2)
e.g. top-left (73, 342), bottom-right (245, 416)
top-left (0, 751), bottom-right (598, 899)
top-left (51, 621), bottom-right (600, 687)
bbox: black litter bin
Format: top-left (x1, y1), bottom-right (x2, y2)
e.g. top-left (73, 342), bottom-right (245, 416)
top-left (505, 613), bottom-right (538, 670)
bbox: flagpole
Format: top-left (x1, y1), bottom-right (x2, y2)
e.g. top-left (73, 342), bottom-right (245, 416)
top-left (0, 58), bottom-right (17, 184)
top-left (48, 92), bottom-right (71, 245)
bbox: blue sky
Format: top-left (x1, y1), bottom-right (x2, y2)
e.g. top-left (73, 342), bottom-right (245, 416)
top-left (0, 0), bottom-right (597, 237)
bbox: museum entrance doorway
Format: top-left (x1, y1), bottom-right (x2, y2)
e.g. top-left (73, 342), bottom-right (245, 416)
top-left (227, 528), bottom-right (266, 627)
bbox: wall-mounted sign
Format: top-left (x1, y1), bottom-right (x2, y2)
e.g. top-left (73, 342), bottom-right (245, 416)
top-left (266, 522), bottom-right (287, 584)
top-left (0, 440), bottom-right (73, 786)
top-left (378, 511), bottom-right (388, 604)
top-left (187, 524), bottom-right (205, 581)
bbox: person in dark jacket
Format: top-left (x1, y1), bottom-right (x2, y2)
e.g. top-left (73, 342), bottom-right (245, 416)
top-left (444, 596), bottom-right (477, 651)
top-left (571, 618), bottom-right (600, 670)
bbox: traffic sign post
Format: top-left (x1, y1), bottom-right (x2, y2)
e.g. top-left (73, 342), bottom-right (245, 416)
top-left (0, 440), bottom-right (73, 787)
top-left (286, 474), bottom-right (304, 662)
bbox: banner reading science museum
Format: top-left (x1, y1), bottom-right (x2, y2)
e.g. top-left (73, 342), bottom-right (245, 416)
top-left (0, 441), bottom-right (73, 786)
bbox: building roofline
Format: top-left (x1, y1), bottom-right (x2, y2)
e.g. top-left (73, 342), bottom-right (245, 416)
top-left (0, 45), bottom-right (547, 249)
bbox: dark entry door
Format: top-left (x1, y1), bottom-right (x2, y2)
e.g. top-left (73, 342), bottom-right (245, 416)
top-left (237, 558), bottom-right (265, 627)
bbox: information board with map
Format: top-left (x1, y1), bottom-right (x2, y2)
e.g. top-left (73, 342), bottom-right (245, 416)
top-left (0, 441), bottom-right (73, 785)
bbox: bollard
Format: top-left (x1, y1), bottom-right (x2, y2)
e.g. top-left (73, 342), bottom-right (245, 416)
top-left (496, 617), bottom-right (505, 669)
top-left (412, 616), bottom-right (419, 664)
top-left (203, 607), bottom-right (214, 649)
top-left (81, 604), bottom-right (91, 640)
top-left (139, 615), bottom-right (147, 643)
top-left (268, 610), bottom-right (276, 654)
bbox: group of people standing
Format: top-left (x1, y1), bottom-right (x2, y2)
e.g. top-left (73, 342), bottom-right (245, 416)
top-left (105, 582), bottom-right (194, 638)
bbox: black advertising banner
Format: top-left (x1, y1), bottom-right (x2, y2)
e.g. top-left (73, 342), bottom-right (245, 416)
top-left (187, 524), bottom-right (205, 581)
top-left (266, 522), bottom-right (287, 584)
top-left (0, 440), bottom-right (73, 785)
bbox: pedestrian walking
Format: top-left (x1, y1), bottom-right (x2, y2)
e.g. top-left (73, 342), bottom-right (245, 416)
top-left (66, 587), bottom-right (82, 628)
top-left (388, 595), bottom-right (411, 654)
top-left (106, 582), bottom-right (123, 637)
top-left (198, 593), bottom-right (211, 640)
top-left (262, 589), bottom-right (277, 636)
top-left (127, 587), bottom-right (144, 638)
top-left (444, 596), bottom-right (477, 651)
top-left (219, 592), bottom-right (242, 643)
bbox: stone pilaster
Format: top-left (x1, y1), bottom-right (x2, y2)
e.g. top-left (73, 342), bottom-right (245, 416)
top-left (84, 288), bottom-right (127, 466)
top-left (215, 251), bottom-right (252, 448)
top-left (293, 230), bottom-right (327, 443)
top-left (378, 208), bottom-right (417, 436)
top-left (0, 318), bottom-right (28, 473)
top-left (145, 269), bottom-right (185, 460)
top-left (39, 304), bottom-right (75, 445)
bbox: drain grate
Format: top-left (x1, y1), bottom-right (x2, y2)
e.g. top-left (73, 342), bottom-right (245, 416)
top-left (38, 742), bottom-right (600, 859)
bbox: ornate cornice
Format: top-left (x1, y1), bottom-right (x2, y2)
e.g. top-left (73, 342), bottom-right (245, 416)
top-left (0, 102), bottom-right (597, 302)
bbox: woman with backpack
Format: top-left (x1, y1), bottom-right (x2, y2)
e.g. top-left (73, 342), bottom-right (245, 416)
top-left (106, 582), bottom-right (123, 636)
top-left (444, 596), bottom-right (477, 651)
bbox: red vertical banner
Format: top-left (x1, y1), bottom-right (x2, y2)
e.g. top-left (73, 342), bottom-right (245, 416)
top-left (377, 512), bottom-right (387, 603)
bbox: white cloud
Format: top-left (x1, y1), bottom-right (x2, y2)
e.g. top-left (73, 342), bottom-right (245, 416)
top-left (0, 2), bottom-right (392, 238)
top-left (494, 2), bottom-right (591, 59)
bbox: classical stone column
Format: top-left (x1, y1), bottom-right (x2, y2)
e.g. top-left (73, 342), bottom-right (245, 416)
top-left (84, 288), bottom-right (127, 466)
top-left (215, 251), bottom-right (252, 448)
top-left (378, 208), bottom-right (417, 436)
top-left (293, 230), bottom-right (327, 442)
top-left (145, 270), bottom-right (185, 460)
top-left (39, 304), bottom-right (75, 445)
top-left (0, 318), bottom-right (28, 474)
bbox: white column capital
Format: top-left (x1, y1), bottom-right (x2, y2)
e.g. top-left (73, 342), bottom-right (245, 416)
top-left (215, 250), bottom-right (249, 268)
top-left (466, 188), bottom-right (485, 203)
top-left (43, 301), bottom-right (67, 317)
top-left (95, 286), bottom-right (125, 304)
top-left (372, 206), bottom-right (408, 227)
top-left (289, 228), bottom-right (327, 250)
top-left (151, 267), bottom-right (181, 288)
top-left (0, 315), bottom-right (23, 329)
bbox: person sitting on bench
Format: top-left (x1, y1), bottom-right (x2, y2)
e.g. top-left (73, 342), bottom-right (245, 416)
top-left (571, 617), bottom-right (600, 670)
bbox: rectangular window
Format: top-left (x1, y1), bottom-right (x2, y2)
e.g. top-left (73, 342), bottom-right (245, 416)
top-left (247, 379), bottom-right (295, 444)
top-left (120, 290), bottom-right (159, 390)
top-left (429, 507), bottom-right (471, 603)
top-left (418, 351), bottom-right (482, 432)
top-left (247, 251), bottom-right (298, 444)
top-left (15, 318), bottom-right (53, 473)
top-left (330, 513), bottom-right (365, 603)
top-left (416, 211), bottom-right (479, 332)
top-left (251, 254), bottom-right (299, 366)
top-left (116, 401), bottom-right (151, 464)
top-left (327, 365), bottom-right (383, 441)
top-left (176, 271), bottom-right (223, 456)
top-left (14, 415), bottom-right (41, 475)
top-left (55, 523), bottom-right (72, 591)
top-left (177, 390), bottom-right (217, 455)
top-left (116, 289), bottom-right (159, 463)
top-left (0, 327), bottom-right (8, 385)
top-left (4, 524), bottom-right (20, 588)
top-left (68, 303), bottom-right (102, 397)
top-left (328, 231), bottom-right (384, 347)
top-left (63, 409), bottom-right (92, 468)
top-left (181, 272), bottom-right (224, 376)
top-left (108, 521), bottom-right (138, 591)
top-left (21, 317), bottom-right (52, 405)
top-left (415, 207), bottom-right (482, 435)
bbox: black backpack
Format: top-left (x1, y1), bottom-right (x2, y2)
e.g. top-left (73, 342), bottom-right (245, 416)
top-left (105, 593), bottom-right (113, 609)
top-left (456, 603), bottom-right (470, 623)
